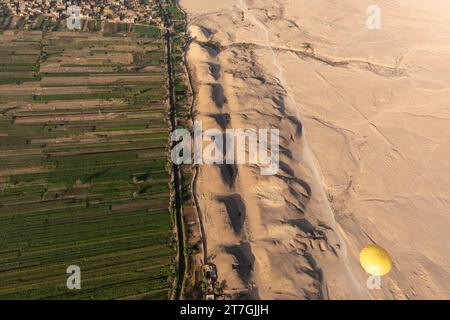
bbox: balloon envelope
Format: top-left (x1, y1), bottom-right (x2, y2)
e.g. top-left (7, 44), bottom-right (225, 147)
top-left (359, 244), bottom-right (392, 276)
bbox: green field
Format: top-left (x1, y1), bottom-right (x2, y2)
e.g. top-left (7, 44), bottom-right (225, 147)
top-left (0, 20), bottom-right (176, 299)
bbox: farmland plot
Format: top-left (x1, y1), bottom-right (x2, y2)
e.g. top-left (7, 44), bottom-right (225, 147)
top-left (0, 27), bottom-right (175, 299)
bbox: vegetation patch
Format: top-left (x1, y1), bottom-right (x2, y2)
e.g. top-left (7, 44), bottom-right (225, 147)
top-left (0, 16), bottom-right (174, 300)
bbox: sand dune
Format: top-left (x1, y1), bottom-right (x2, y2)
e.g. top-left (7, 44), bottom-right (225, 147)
top-left (181, 0), bottom-right (450, 299)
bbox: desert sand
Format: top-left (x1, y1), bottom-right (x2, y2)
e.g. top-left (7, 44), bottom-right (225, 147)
top-left (180, 0), bottom-right (450, 299)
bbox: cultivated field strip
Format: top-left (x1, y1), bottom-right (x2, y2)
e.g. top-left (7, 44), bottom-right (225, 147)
top-left (0, 27), bottom-right (174, 299)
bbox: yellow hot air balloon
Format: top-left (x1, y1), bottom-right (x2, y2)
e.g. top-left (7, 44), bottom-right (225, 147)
top-left (359, 244), bottom-right (392, 276)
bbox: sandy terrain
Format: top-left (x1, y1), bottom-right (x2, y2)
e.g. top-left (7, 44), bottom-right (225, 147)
top-left (180, 0), bottom-right (450, 299)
